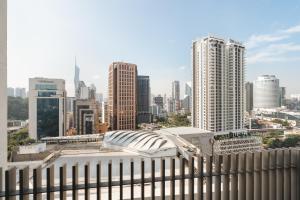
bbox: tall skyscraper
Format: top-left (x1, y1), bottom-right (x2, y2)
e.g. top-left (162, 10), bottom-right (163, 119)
top-left (172, 80), bottom-right (180, 111)
top-left (183, 82), bottom-right (192, 113)
top-left (108, 62), bottom-right (137, 130)
top-left (15, 87), bottom-right (26, 98)
top-left (0, 0), bottom-right (7, 169)
top-left (74, 58), bottom-right (80, 98)
top-left (280, 87), bottom-right (286, 107)
top-left (245, 82), bottom-right (253, 113)
top-left (29, 78), bottom-right (67, 140)
top-left (192, 36), bottom-right (245, 132)
top-left (253, 75), bottom-right (280, 109)
top-left (137, 75), bottom-right (151, 124)
top-left (7, 87), bottom-right (14, 97)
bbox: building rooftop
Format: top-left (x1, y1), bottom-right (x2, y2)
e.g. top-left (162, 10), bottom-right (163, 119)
top-left (103, 130), bottom-right (177, 157)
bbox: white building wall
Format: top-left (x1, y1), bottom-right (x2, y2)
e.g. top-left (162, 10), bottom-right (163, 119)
top-left (0, 0), bottom-right (7, 169)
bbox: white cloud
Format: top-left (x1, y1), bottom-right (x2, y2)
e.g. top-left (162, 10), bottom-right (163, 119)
top-left (246, 24), bottom-right (300, 64)
top-left (246, 34), bottom-right (289, 49)
top-left (247, 43), bottom-right (300, 64)
top-left (282, 25), bottom-right (300, 34)
top-left (246, 24), bottom-right (300, 50)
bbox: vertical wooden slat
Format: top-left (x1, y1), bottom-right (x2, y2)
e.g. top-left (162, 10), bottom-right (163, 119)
top-left (222, 154), bottom-right (230, 200)
top-left (246, 152), bottom-right (254, 200)
top-left (84, 163), bottom-right (90, 200)
top-left (269, 150), bottom-right (276, 200)
top-left (179, 156), bottom-right (185, 200)
top-left (254, 151), bottom-right (261, 200)
top-left (238, 153), bottom-right (246, 200)
top-left (72, 164), bottom-right (78, 200)
top-left (205, 155), bottom-right (212, 200)
top-left (188, 156), bottom-right (194, 200)
top-left (170, 158), bottom-right (175, 200)
top-left (151, 159), bottom-right (155, 200)
top-left (141, 159), bottom-right (145, 200)
top-left (261, 151), bottom-right (269, 200)
top-left (96, 162), bottom-right (101, 200)
top-left (197, 155), bottom-right (204, 200)
top-left (160, 158), bottom-right (165, 200)
top-left (283, 149), bottom-right (291, 200)
top-left (19, 166), bottom-right (29, 200)
top-left (214, 155), bottom-right (221, 200)
top-left (108, 161), bottom-right (112, 200)
top-left (297, 149), bottom-right (300, 200)
top-left (5, 167), bottom-right (16, 200)
top-left (33, 166), bottom-right (42, 200)
top-left (119, 161), bottom-right (123, 200)
top-left (130, 160), bottom-right (134, 200)
top-left (290, 149), bottom-right (297, 200)
top-left (46, 165), bottom-right (54, 200)
top-left (59, 164), bottom-right (67, 200)
top-left (0, 167), bottom-right (2, 200)
top-left (276, 149), bottom-right (284, 200)
top-left (230, 154), bottom-right (238, 200)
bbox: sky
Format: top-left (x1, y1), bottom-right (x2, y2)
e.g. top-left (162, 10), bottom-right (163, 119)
top-left (7, 0), bottom-right (300, 97)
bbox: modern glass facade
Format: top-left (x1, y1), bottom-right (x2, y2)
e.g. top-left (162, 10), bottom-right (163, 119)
top-left (37, 98), bottom-right (59, 139)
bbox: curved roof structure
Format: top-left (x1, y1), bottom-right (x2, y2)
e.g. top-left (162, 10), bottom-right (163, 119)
top-left (103, 130), bottom-right (177, 157)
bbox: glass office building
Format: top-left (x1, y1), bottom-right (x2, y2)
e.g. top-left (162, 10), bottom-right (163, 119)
top-left (29, 78), bottom-right (66, 140)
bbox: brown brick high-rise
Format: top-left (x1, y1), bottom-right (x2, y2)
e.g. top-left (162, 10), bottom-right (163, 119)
top-left (108, 62), bottom-right (137, 130)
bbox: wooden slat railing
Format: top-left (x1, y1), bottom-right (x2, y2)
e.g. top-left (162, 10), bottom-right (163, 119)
top-left (0, 148), bottom-right (300, 200)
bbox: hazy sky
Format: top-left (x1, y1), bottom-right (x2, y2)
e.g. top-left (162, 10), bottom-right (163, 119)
top-left (7, 0), bottom-right (300, 97)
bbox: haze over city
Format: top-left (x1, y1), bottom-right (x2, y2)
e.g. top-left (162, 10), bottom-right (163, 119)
top-left (7, 0), bottom-right (300, 96)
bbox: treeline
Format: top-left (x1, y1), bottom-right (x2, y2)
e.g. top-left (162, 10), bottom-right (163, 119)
top-left (8, 96), bottom-right (28, 120)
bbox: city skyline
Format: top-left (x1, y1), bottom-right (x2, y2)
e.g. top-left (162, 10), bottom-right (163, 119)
top-left (7, 0), bottom-right (300, 96)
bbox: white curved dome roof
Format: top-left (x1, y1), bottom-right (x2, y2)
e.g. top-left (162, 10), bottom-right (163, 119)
top-left (103, 130), bottom-right (177, 157)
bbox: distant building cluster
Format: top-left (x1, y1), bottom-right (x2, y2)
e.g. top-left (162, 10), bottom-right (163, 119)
top-left (7, 87), bottom-right (27, 98)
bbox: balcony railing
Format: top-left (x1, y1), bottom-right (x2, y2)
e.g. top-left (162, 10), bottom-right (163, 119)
top-left (0, 148), bottom-right (300, 199)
